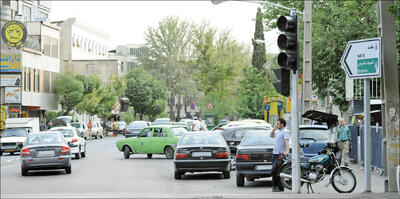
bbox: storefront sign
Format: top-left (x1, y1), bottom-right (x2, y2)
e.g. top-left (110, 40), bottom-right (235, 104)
top-left (1, 20), bottom-right (27, 47)
top-left (8, 105), bottom-right (20, 113)
top-left (0, 74), bottom-right (21, 86)
top-left (5, 87), bottom-right (21, 103)
top-left (0, 54), bottom-right (21, 72)
top-left (0, 105), bottom-right (5, 130)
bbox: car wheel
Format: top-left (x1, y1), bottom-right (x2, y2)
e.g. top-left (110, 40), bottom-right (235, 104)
top-left (123, 146), bottom-right (131, 159)
top-left (164, 146), bottom-right (174, 159)
top-left (21, 167), bottom-right (28, 176)
top-left (174, 171), bottom-right (183, 179)
top-left (147, 154), bottom-right (153, 159)
top-left (223, 171), bottom-right (231, 179)
top-left (10, 152), bottom-right (14, 155)
top-left (236, 173), bottom-right (245, 187)
top-left (65, 166), bottom-right (71, 174)
top-left (75, 147), bottom-right (81, 159)
top-left (81, 145), bottom-right (86, 158)
top-left (0, 151), bottom-right (3, 156)
top-left (246, 177), bottom-right (255, 181)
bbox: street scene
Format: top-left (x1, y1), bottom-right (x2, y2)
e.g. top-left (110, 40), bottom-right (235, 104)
top-left (0, 0), bottom-right (399, 198)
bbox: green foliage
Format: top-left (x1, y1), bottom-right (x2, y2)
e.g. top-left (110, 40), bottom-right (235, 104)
top-left (125, 67), bottom-right (167, 120)
top-left (121, 107), bottom-right (135, 124)
top-left (387, 1), bottom-right (400, 81)
top-left (54, 71), bottom-right (84, 115)
top-left (75, 90), bottom-right (102, 117)
top-left (76, 74), bottom-right (102, 95)
top-left (45, 111), bottom-right (60, 124)
top-left (235, 67), bottom-right (266, 119)
top-left (252, 7), bottom-right (267, 72)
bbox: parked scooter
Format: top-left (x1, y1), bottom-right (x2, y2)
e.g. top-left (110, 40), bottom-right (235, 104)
top-left (279, 142), bottom-right (357, 193)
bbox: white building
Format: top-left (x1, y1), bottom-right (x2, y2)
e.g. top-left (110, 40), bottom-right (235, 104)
top-left (1, 0), bottom-right (60, 121)
top-left (108, 43), bottom-right (146, 76)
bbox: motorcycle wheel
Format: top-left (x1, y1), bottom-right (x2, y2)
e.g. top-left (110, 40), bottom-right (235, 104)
top-left (279, 163), bottom-right (293, 190)
top-left (331, 168), bottom-right (357, 193)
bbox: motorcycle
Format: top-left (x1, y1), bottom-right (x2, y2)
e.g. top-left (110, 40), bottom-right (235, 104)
top-left (279, 142), bottom-right (357, 193)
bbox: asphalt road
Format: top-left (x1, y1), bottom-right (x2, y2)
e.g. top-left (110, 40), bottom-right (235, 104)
top-left (1, 136), bottom-right (397, 198)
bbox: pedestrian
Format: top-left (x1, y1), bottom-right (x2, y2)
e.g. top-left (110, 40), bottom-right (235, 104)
top-left (198, 117), bottom-right (207, 131)
top-left (87, 119), bottom-right (93, 140)
top-left (46, 121), bottom-right (52, 131)
top-left (40, 121), bottom-right (46, 131)
top-left (191, 117), bottom-right (202, 131)
top-left (336, 118), bottom-right (351, 166)
top-left (269, 118), bottom-right (290, 192)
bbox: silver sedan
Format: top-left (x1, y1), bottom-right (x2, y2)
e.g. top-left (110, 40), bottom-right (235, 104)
top-left (20, 132), bottom-right (71, 176)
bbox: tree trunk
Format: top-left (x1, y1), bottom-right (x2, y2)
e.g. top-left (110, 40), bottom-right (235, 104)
top-left (140, 112), bottom-right (144, 120)
top-left (176, 95), bottom-right (182, 122)
top-left (169, 94), bottom-right (175, 121)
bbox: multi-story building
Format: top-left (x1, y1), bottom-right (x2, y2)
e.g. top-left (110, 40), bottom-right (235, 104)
top-left (1, 1), bottom-right (60, 122)
top-left (108, 43), bottom-right (146, 75)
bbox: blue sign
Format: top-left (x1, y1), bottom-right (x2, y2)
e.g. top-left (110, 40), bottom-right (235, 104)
top-left (0, 54), bottom-right (21, 72)
top-left (190, 102), bottom-right (196, 110)
top-left (266, 104), bottom-right (270, 111)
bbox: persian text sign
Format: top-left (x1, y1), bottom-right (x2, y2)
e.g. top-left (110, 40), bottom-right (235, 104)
top-left (340, 38), bottom-right (381, 79)
top-left (5, 87), bottom-right (21, 103)
top-left (0, 54), bottom-right (21, 72)
top-left (1, 74), bottom-right (21, 86)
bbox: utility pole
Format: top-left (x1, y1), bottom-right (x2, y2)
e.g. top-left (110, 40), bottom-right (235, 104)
top-left (377, 0), bottom-right (399, 192)
top-left (302, 0), bottom-right (312, 125)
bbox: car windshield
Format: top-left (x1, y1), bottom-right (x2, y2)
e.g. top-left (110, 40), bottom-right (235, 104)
top-left (51, 129), bottom-right (75, 138)
top-left (240, 132), bottom-right (275, 146)
top-left (300, 128), bottom-right (330, 140)
top-left (3, 128), bottom-right (28, 137)
top-left (179, 133), bottom-right (224, 145)
top-left (70, 123), bottom-right (81, 128)
top-left (128, 122), bottom-right (147, 129)
top-left (27, 133), bottom-right (63, 145)
top-left (170, 127), bottom-right (187, 136)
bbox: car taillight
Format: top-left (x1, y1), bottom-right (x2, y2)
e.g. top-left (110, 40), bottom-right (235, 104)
top-left (236, 154), bottom-right (249, 161)
top-left (72, 138), bottom-right (78, 142)
top-left (125, 131), bottom-right (131, 134)
top-left (21, 148), bottom-right (31, 156)
top-left (175, 153), bottom-right (187, 159)
top-left (61, 146), bottom-right (70, 154)
top-left (216, 151), bottom-right (229, 158)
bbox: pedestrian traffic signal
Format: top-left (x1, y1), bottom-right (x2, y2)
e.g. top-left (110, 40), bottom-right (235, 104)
top-left (272, 68), bottom-right (290, 97)
top-left (277, 15), bottom-right (298, 70)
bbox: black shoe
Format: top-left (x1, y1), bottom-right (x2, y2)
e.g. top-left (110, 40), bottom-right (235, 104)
top-left (272, 188), bottom-right (281, 192)
top-left (280, 188), bottom-right (284, 192)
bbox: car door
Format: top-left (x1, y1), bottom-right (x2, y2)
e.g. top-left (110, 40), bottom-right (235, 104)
top-left (133, 128), bottom-right (153, 154)
top-left (151, 127), bottom-right (168, 154)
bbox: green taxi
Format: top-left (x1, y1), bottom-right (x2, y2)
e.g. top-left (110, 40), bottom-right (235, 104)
top-left (116, 125), bottom-right (187, 159)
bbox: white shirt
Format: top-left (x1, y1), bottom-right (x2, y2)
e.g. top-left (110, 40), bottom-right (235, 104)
top-left (192, 120), bottom-right (202, 131)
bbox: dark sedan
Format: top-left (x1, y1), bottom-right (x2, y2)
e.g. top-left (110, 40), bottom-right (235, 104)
top-left (20, 132), bottom-right (72, 176)
top-left (125, 121), bottom-right (150, 138)
top-left (174, 132), bottom-right (231, 179)
top-left (235, 131), bottom-right (275, 187)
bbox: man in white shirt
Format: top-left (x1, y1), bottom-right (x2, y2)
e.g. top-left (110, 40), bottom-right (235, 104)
top-left (191, 117), bottom-right (202, 131)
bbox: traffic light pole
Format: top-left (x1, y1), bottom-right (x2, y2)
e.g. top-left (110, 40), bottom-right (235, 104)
top-left (290, 8), bottom-right (301, 193)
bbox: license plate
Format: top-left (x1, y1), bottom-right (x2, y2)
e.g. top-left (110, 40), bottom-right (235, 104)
top-left (255, 165), bottom-right (272, 170)
top-left (192, 152), bottom-right (212, 157)
top-left (4, 149), bottom-right (15, 152)
top-left (38, 151), bottom-right (55, 157)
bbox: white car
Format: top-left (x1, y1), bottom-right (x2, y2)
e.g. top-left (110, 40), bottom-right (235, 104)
top-left (70, 122), bottom-right (88, 139)
top-left (87, 121), bottom-right (104, 139)
top-left (0, 128), bottom-right (29, 156)
top-left (49, 127), bottom-right (86, 159)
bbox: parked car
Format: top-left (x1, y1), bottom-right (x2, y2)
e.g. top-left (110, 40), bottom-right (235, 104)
top-left (172, 122), bottom-right (190, 131)
top-left (174, 132), bottom-right (231, 179)
top-left (152, 118), bottom-right (172, 125)
top-left (116, 125), bottom-right (187, 159)
top-left (235, 130), bottom-right (275, 187)
top-left (20, 132), bottom-right (72, 176)
top-left (88, 121), bottom-right (104, 139)
top-left (49, 127), bottom-right (86, 159)
top-left (212, 120), bottom-right (271, 131)
top-left (0, 128), bottom-right (29, 156)
top-left (213, 124), bottom-right (273, 154)
top-left (179, 119), bottom-right (193, 128)
top-left (125, 121), bottom-right (150, 138)
top-left (70, 122), bottom-right (88, 139)
top-left (55, 116), bottom-right (73, 124)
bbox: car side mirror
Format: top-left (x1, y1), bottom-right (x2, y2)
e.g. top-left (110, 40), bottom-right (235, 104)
top-left (18, 143), bottom-right (23, 148)
top-left (68, 142), bottom-right (73, 147)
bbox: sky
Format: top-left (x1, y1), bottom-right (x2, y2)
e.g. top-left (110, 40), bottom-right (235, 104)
top-left (49, 1), bottom-right (279, 53)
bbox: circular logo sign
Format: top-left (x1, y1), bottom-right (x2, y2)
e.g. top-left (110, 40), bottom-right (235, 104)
top-left (1, 20), bottom-right (27, 47)
top-left (207, 103), bottom-right (214, 111)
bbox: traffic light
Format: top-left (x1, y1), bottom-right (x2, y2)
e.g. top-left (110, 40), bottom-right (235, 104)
top-left (277, 15), bottom-right (298, 70)
top-left (273, 68), bottom-right (290, 97)
top-left (272, 15), bottom-right (298, 97)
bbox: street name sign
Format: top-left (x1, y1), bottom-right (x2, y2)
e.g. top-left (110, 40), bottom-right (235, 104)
top-left (341, 38), bottom-right (381, 79)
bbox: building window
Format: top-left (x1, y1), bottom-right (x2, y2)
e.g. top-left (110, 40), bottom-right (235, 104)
top-left (43, 36), bottom-right (51, 56)
top-left (43, 71), bottom-right (50, 93)
top-left (34, 69), bottom-right (40, 92)
top-left (24, 69), bottom-right (30, 91)
top-left (23, 5), bottom-right (31, 21)
top-left (39, 11), bottom-right (48, 20)
top-left (51, 38), bottom-right (58, 58)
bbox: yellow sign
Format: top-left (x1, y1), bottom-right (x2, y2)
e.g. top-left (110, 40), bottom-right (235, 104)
top-left (0, 54), bottom-right (21, 72)
top-left (0, 106), bottom-right (5, 130)
top-left (1, 20), bottom-right (27, 47)
top-left (286, 97), bottom-right (291, 112)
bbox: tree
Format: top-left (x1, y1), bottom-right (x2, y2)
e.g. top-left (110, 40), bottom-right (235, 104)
top-left (75, 90), bottom-right (102, 118)
top-left (252, 7), bottom-right (267, 72)
top-left (96, 74), bottom-right (126, 122)
top-left (139, 16), bottom-right (196, 121)
top-left (76, 74), bottom-right (102, 95)
top-left (125, 68), bottom-right (167, 120)
top-left (54, 71), bottom-right (84, 115)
